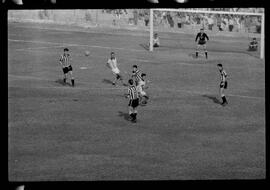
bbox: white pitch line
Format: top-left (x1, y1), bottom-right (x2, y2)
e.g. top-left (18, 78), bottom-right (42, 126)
top-left (9, 38), bottom-right (145, 52)
top-left (16, 44), bottom-right (74, 51)
top-left (8, 74), bottom-right (264, 100)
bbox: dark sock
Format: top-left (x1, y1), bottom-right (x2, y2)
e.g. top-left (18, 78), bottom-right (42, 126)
top-left (63, 78), bottom-right (66, 83)
top-left (134, 113), bottom-right (137, 120)
top-left (222, 96), bottom-right (226, 103)
top-left (223, 96), bottom-right (227, 103)
top-left (71, 79), bottom-right (75, 86)
top-left (195, 52), bottom-right (198, 57)
top-left (144, 95), bottom-right (149, 100)
top-left (205, 52), bottom-right (208, 59)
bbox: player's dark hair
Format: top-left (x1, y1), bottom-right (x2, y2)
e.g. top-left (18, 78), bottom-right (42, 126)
top-left (64, 48), bottom-right (69, 51)
top-left (133, 65), bottom-right (137, 68)
top-left (111, 52), bottom-right (115, 54)
top-left (253, 37), bottom-right (256, 40)
top-left (217, 63), bottom-right (223, 67)
top-left (128, 79), bottom-right (133, 85)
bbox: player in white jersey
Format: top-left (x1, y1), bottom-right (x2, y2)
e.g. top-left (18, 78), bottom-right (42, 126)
top-left (136, 73), bottom-right (149, 105)
top-left (217, 63), bottom-right (228, 106)
top-left (106, 52), bottom-right (125, 86)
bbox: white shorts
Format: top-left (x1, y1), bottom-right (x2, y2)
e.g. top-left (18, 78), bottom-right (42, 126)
top-left (112, 68), bottom-right (120, 75)
top-left (137, 81), bottom-right (146, 96)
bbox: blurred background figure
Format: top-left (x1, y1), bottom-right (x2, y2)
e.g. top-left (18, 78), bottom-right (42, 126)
top-left (147, 0), bottom-right (159, 3)
top-left (175, 0), bottom-right (188, 2)
top-left (22, 0), bottom-right (56, 5)
top-left (2, 0), bottom-right (23, 4)
top-left (16, 185), bottom-right (25, 190)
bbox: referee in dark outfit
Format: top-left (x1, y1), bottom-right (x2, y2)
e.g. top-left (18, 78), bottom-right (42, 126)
top-left (195, 28), bottom-right (209, 59)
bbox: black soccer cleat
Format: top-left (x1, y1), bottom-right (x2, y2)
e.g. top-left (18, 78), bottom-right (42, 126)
top-left (112, 82), bottom-right (116, 86)
top-left (221, 101), bottom-right (228, 106)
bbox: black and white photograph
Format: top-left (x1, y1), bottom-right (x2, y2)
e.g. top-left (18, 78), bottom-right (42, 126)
top-left (5, 0), bottom-right (266, 185)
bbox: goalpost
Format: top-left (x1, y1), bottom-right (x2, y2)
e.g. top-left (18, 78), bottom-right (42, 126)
top-left (149, 8), bottom-right (265, 59)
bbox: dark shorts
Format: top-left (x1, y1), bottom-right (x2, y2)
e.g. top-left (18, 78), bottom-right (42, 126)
top-left (116, 74), bottom-right (122, 80)
top-left (153, 43), bottom-right (159, 47)
top-left (128, 98), bottom-right (139, 108)
top-left (220, 81), bottom-right (228, 89)
top-left (198, 40), bottom-right (206, 45)
top-left (63, 65), bottom-right (73, 74)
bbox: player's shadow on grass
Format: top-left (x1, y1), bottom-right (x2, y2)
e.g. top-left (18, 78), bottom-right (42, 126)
top-left (118, 111), bottom-right (130, 121)
top-left (55, 79), bottom-right (72, 86)
top-left (102, 79), bottom-right (114, 85)
top-left (202, 94), bottom-right (221, 105)
top-left (140, 43), bottom-right (149, 51)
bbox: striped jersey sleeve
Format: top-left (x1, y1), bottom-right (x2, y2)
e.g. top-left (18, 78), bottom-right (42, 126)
top-left (221, 70), bottom-right (227, 82)
top-left (60, 54), bottom-right (70, 67)
top-left (133, 69), bottom-right (143, 82)
top-left (128, 86), bottom-right (138, 100)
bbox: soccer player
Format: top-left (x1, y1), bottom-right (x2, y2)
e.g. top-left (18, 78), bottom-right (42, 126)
top-left (153, 33), bottom-right (160, 47)
top-left (137, 73), bottom-right (149, 105)
top-left (107, 52), bottom-right (125, 86)
top-left (249, 37), bottom-right (258, 51)
top-left (131, 64), bottom-right (143, 86)
top-left (126, 79), bottom-right (140, 122)
top-left (195, 28), bottom-right (209, 59)
top-left (59, 48), bottom-right (75, 86)
top-left (217, 63), bottom-right (228, 106)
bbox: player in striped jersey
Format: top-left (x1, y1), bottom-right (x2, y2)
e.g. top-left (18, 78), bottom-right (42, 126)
top-left (217, 63), bottom-right (228, 106)
top-left (59, 48), bottom-right (75, 86)
top-left (131, 65), bottom-right (142, 85)
top-left (106, 52), bottom-right (125, 86)
top-left (125, 79), bottom-right (139, 122)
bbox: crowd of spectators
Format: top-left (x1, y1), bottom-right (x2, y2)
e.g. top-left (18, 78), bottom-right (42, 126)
top-left (102, 8), bottom-right (263, 33)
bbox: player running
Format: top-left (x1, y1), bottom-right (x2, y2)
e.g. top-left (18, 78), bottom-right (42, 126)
top-left (137, 73), bottom-right (149, 106)
top-left (217, 63), bottom-right (228, 106)
top-left (125, 79), bottom-right (140, 123)
top-left (106, 52), bottom-right (125, 86)
top-left (59, 48), bottom-right (75, 86)
top-left (131, 64), bottom-right (142, 85)
top-left (195, 28), bottom-right (209, 59)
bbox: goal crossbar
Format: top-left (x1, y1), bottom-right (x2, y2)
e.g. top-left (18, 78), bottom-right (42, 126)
top-left (149, 8), bottom-right (265, 59)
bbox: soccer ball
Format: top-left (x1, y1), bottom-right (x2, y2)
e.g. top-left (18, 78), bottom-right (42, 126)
top-left (85, 51), bottom-right (90, 56)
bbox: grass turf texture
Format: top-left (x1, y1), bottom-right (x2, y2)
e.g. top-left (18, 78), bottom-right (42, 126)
top-left (8, 22), bottom-right (265, 180)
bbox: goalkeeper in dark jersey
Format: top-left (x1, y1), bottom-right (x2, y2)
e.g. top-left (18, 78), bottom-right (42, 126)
top-left (195, 28), bottom-right (209, 59)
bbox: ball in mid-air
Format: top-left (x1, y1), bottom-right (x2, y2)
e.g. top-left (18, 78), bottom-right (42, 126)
top-left (85, 51), bottom-right (90, 56)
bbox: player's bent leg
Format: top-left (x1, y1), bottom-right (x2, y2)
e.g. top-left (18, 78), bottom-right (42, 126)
top-left (203, 45), bottom-right (208, 59)
top-left (69, 71), bottom-right (75, 87)
top-left (195, 45), bottom-right (200, 58)
top-left (220, 87), bottom-right (228, 106)
top-left (63, 73), bottom-right (67, 83)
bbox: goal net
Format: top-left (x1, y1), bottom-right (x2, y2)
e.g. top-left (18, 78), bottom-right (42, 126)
top-left (149, 8), bottom-right (265, 59)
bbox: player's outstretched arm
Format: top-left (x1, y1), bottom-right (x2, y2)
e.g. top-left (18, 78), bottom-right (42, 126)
top-left (195, 33), bottom-right (199, 42)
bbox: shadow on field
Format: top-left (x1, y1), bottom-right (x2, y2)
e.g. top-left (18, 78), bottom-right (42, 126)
top-left (202, 94), bottom-right (221, 105)
top-left (118, 111), bottom-right (130, 121)
top-left (139, 43), bottom-right (149, 51)
top-left (102, 79), bottom-right (114, 85)
top-left (55, 79), bottom-right (72, 86)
